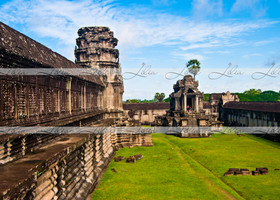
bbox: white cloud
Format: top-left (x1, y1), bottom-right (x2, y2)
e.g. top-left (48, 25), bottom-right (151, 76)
top-left (180, 42), bottom-right (218, 51)
top-left (231, 0), bottom-right (267, 17)
top-left (242, 53), bottom-right (262, 58)
top-left (204, 50), bottom-right (230, 54)
top-left (151, 0), bottom-right (175, 6)
top-left (192, 0), bottom-right (223, 17)
top-left (174, 53), bottom-right (206, 61)
top-left (0, 0), bottom-right (275, 62)
top-left (254, 40), bottom-right (274, 46)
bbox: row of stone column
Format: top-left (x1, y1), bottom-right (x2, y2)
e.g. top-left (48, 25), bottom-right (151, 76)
top-left (0, 77), bottom-right (104, 125)
top-left (225, 110), bottom-right (280, 127)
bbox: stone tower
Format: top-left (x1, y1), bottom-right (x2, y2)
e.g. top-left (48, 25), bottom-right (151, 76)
top-left (75, 27), bottom-right (124, 116)
top-left (169, 75), bottom-right (204, 114)
top-left (155, 75), bottom-right (223, 136)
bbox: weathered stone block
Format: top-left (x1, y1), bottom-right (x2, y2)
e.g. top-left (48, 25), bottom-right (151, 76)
top-left (241, 171), bottom-right (251, 175)
top-left (256, 167), bottom-right (268, 171)
top-left (252, 171), bottom-right (259, 175)
top-left (126, 156), bottom-right (136, 163)
top-left (240, 168), bottom-right (250, 175)
top-left (259, 169), bottom-right (268, 175)
top-left (134, 154), bottom-right (143, 160)
top-left (114, 156), bottom-right (125, 162)
top-left (234, 171), bottom-right (243, 176)
top-left (224, 171), bottom-right (234, 176)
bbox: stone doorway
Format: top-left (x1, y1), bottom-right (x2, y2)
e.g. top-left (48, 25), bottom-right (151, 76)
top-left (187, 97), bottom-right (194, 110)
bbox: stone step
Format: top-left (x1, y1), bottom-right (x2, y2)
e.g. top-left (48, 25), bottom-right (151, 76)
top-left (0, 134), bottom-right (89, 199)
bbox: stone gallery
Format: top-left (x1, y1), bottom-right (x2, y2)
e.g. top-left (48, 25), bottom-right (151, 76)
top-left (0, 23), bottom-right (151, 199)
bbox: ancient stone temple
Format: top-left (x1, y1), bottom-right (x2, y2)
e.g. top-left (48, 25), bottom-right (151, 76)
top-left (156, 75), bottom-right (222, 137)
top-left (0, 22), bottom-right (152, 199)
top-left (169, 75), bottom-right (203, 114)
top-left (75, 27), bottom-right (124, 118)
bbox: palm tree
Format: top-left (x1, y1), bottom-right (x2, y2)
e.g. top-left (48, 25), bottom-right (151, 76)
top-left (154, 92), bottom-right (165, 102)
top-left (186, 59), bottom-right (200, 80)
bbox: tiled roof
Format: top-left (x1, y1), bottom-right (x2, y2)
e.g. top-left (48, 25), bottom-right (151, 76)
top-left (123, 102), bottom-right (170, 110)
top-left (223, 101), bottom-right (280, 113)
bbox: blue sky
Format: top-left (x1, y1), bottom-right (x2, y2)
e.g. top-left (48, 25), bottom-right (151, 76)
top-left (1, 0), bottom-right (280, 100)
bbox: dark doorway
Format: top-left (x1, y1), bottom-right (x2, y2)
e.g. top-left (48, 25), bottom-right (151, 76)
top-left (188, 88), bottom-right (194, 93)
top-left (187, 97), bottom-right (193, 109)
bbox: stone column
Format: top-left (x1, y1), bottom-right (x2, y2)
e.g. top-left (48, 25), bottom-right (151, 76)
top-left (195, 96), bottom-right (199, 112)
top-left (97, 89), bottom-right (100, 110)
top-left (35, 77), bottom-right (39, 115)
top-left (14, 83), bottom-right (18, 119)
top-left (99, 90), bottom-right (103, 110)
top-left (183, 94), bottom-right (187, 112)
top-left (80, 86), bottom-right (83, 111)
top-left (83, 85), bottom-right (86, 111)
top-left (26, 85), bottom-right (29, 118)
top-left (67, 78), bottom-right (72, 114)
top-left (0, 80), bottom-right (3, 121)
top-left (57, 90), bottom-right (60, 113)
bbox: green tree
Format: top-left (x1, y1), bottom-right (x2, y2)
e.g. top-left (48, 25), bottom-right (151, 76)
top-left (127, 99), bottom-right (141, 103)
top-left (234, 90), bottom-right (280, 101)
top-left (244, 89), bottom-right (262, 95)
top-left (154, 93), bottom-right (165, 102)
top-left (259, 91), bottom-right (280, 101)
top-left (203, 94), bottom-right (210, 102)
top-left (186, 59), bottom-right (201, 80)
top-left (163, 97), bottom-right (170, 102)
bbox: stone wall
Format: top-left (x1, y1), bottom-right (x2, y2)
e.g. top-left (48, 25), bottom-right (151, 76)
top-left (209, 92), bottom-right (239, 120)
top-left (123, 102), bottom-right (169, 125)
top-left (0, 133), bottom-right (153, 200)
top-left (222, 101), bottom-right (280, 127)
top-left (129, 109), bottom-right (167, 124)
top-left (34, 134), bottom-right (115, 200)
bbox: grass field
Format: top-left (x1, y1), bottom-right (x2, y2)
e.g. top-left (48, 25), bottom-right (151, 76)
top-left (92, 133), bottom-right (280, 200)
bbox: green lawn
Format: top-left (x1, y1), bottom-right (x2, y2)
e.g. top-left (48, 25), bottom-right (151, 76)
top-left (92, 133), bottom-right (280, 200)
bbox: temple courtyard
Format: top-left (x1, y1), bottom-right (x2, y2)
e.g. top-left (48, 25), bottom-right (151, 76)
top-left (93, 131), bottom-right (280, 200)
